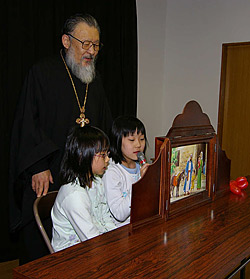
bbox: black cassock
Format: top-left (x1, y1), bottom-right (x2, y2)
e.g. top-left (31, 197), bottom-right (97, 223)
top-left (9, 51), bottom-right (112, 263)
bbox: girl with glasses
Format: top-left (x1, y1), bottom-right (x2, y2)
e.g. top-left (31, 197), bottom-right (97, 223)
top-left (51, 126), bottom-right (115, 252)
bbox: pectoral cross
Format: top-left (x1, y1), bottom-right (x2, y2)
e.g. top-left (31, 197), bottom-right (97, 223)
top-left (76, 112), bottom-right (90, 127)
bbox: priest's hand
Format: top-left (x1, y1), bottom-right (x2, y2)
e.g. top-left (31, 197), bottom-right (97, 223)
top-left (32, 170), bottom-right (54, 197)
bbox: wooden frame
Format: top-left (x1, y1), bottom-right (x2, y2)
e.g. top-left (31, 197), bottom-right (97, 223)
top-left (130, 100), bottom-right (230, 228)
top-left (130, 138), bottom-right (169, 229)
top-left (165, 134), bottom-right (217, 218)
top-left (155, 101), bottom-right (218, 218)
top-left (217, 41), bottom-right (250, 179)
top-left (217, 41), bottom-right (250, 146)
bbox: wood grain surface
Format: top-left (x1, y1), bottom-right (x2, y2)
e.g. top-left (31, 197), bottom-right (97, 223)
top-left (13, 184), bottom-right (250, 279)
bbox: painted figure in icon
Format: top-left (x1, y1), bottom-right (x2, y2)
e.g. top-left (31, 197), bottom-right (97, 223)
top-left (191, 169), bottom-right (196, 192)
top-left (170, 170), bottom-right (185, 198)
top-left (197, 151), bottom-right (203, 190)
top-left (183, 154), bottom-right (193, 195)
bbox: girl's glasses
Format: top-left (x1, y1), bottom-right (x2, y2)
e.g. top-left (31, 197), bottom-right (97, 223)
top-left (94, 151), bottom-right (110, 159)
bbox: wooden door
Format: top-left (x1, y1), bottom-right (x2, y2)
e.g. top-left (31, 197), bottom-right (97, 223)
top-left (218, 42), bottom-right (250, 179)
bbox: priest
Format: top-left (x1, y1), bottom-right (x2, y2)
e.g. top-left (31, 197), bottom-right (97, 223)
top-left (9, 13), bottom-right (113, 264)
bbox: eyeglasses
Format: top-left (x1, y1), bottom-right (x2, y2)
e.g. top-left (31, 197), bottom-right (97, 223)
top-left (67, 33), bottom-right (103, 51)
top-left (95, 151), bottom-right (110, 159)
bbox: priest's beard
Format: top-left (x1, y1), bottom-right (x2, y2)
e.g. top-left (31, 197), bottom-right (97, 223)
top-left (65, 47), bottom-right (96, 84)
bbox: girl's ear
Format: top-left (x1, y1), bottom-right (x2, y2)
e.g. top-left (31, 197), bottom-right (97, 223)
top-left (62, 34), bottom-right (71, 50)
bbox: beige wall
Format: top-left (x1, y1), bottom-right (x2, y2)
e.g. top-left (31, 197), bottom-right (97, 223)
top-left (137, 0), bottom-right (250, 160)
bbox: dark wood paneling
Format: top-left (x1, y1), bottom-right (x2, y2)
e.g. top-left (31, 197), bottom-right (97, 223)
top-left (218, 42), bottom-right (250, 179)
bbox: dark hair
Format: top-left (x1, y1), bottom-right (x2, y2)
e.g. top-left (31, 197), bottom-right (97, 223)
top-left (59, 125), bottom-right (109, 188)
top-left (62, 13), bottom-right (100, 35)
top-left (109, 116), bottom-right (147, 164)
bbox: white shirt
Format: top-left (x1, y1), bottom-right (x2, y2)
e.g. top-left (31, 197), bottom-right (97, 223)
top-left (102, 159), bottom-right (140, 227)
top-left (51, 177), bottom-right (116, 252)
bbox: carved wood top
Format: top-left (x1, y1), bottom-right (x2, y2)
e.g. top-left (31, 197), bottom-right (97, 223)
top-left (166, 100), bottom-right (215, 139)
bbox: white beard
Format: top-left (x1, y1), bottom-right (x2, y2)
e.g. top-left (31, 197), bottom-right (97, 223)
top-left (65, 47), bottom-right (96, 84)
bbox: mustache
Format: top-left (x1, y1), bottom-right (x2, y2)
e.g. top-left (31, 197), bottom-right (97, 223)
top-left (81, 54), bottom-right (95, 61)
top-left (65, 48), bottom-right (96, 83)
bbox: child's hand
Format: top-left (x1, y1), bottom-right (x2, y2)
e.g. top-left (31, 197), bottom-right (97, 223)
top-left (140, 163), bottom-right (150, 178)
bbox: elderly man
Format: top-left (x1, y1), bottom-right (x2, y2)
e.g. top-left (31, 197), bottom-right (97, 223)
top-left (9, 14), bottom-right (112, 264)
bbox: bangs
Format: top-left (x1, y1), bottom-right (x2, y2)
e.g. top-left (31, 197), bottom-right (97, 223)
top-left (94, 136), bottom-right (110, 153)
top-left (122, 123), bottom-right (146, 138)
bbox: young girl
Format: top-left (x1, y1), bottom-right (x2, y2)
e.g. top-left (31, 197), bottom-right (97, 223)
top-left (102, 116), bottom-right (148, 227)
top-left (51, 126), bottom-right (116, 252)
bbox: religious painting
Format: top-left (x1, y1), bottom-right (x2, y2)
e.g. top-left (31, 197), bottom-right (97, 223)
top-left (154, 101), bottom-right (218, 220)
top-left (170, 143), bottom-right (207, 203)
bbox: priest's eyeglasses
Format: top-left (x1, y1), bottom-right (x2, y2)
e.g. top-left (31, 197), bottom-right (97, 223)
top-left (67, 33), bottom-right (103, 51)
top-left (94, 151), bottom-right (110, 159)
